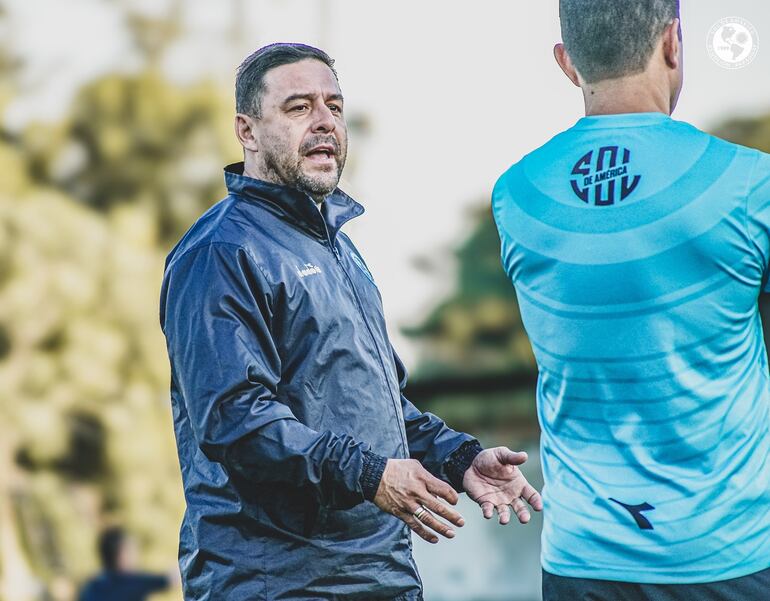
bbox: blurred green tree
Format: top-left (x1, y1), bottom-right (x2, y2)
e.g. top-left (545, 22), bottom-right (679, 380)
top-left (405, 204), bottom-right (535, 379)
top-left (713, 112), bottom-right (770, 153)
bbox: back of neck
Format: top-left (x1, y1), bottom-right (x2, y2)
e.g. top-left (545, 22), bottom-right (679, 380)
top-left (582, 71), bottom-right (672, 117)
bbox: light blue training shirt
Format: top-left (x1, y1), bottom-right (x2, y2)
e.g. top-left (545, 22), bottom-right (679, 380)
top-left (492, 112), bottom-right (770, 583)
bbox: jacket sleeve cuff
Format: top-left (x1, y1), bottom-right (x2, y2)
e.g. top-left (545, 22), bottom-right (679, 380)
top-left (360, 450), bottom-right (388, 501)
top-left (444, 439), bottom-right (484, 492)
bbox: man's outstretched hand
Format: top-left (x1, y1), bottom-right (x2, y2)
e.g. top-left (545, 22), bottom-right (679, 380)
top-left (373, 459), bottom-right (465, 544)
top-left (463, 447), bottom-right (543, 525)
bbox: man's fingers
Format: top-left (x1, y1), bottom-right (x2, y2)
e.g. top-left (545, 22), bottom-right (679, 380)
top-left (481, 501), bottom-right (494, 520)
top-left (422, 496), bottom-right (465, 527)
top-left (424, 475), bottom-right (459, 506)
top-left (496, 447), bottom-right (528, 466)
top-left (402, 513), bottom-right (439, 544)
top-left (512, 498), bottom-right (531, 524)
top-left (496, 503), bottom-right (512, 525)
top-left (521, 484), bottom-right (544, 512)
top-left (413, 506), bottom-right (456, 539)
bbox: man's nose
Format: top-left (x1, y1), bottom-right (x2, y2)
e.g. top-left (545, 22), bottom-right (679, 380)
top-left (310, 103), bottom-right (336, 133)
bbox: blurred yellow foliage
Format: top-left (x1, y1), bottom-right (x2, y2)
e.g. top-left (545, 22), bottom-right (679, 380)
top-left (0, 63), bottom-right (237, 599)
top-left (0, 165), bottom-right (186, 596)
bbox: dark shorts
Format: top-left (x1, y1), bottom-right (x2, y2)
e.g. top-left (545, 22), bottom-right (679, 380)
top-left (542, 567), bottom-right (770, 601)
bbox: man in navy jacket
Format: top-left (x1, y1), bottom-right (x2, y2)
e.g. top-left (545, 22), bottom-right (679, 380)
top-left (159, 43), bottom-right (542, 600)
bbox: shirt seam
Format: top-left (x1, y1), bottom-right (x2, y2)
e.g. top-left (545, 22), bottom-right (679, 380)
top-left (743, 150), bottom-right (762, 268)
top-left (571, 122), bottom-right (668, 131)
top-left (168, 239), bottom-right (272, 284)
top-left (166, 241), bottom-right (277, 339)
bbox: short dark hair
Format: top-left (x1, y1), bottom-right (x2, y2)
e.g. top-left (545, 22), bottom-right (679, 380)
top-left (235, 43), bottom-right (337, 118)
top-left (98, 526), bottom-right (125, 571)
top-left (559, 0), bottom-right (680, 83)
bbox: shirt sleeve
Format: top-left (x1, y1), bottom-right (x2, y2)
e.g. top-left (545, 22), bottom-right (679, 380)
top-left (391, 347), bottom-right (481, 491)
top-left (160, 242), bottom-right (377, 509)
top-left (745, 151), bottom-right (770, 293)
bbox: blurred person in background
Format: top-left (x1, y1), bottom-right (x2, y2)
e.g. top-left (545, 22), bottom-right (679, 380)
top-left (159, 43), bottom-right (542, 601)
top-left (77, 526), bottom-right (177, 601)
top-left (493, 0), bottom-right (770, 599)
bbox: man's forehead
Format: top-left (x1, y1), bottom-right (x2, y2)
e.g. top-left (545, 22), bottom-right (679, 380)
top-left (263, 59), bottom-right (341, 99)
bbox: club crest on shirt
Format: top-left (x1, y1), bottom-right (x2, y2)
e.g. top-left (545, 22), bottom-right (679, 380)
top-left (570, 145), bottom-right (642, 205)
top-left (349, 251), bottom-right (376, 284)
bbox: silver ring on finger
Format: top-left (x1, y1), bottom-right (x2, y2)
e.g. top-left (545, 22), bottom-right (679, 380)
top-left (413, 505), bottom-right (427, 521)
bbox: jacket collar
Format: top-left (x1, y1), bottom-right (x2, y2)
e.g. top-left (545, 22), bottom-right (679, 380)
top-left (224, 162), bottom-right (364, 244)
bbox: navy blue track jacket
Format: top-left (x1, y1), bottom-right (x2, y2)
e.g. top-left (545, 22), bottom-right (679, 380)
top-left (159, 163), bottom-right (479, 600)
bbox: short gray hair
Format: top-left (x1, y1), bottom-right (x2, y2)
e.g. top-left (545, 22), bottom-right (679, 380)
top-left (236, 43), bottom-right (337, 118)
top-left (559, 0), bottom-right (680, 83)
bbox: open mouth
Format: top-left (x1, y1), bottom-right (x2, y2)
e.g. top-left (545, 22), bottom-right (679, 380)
top-left (304, 145), bottom-right (336, 164)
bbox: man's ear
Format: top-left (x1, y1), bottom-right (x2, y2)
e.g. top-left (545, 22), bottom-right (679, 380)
top-left (662, 18), bottom-right (681, 70)
top-left (553, 43), bottom-right (581, 87)
top-left (234, 113), bottom-right (260, 152)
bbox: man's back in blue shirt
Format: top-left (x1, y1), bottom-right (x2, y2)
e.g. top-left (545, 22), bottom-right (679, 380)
top-left (493, 111), bottom-right (770, 583)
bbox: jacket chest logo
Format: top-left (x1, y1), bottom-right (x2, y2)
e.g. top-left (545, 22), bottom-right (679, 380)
top-left (296, 263), bottom-right (323, 278)
top-left (349, 251), bottom-right (375, 284)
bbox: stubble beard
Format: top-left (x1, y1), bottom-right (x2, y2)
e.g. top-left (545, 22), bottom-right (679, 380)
top-left (260, 136), bottom-right (347, 202)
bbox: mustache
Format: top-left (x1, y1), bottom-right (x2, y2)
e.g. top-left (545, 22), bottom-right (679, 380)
top-left (300, 136), bottom-right (341, 156)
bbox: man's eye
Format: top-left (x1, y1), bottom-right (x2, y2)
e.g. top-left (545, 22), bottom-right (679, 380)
top-left (291, 105), bottom-right (309, 112)
top-left (328, 105), bottom-right (342, 113)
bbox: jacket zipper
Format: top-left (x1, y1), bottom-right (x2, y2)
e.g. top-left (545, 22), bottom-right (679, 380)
top-left (320, 227), bottom-right (409, 457)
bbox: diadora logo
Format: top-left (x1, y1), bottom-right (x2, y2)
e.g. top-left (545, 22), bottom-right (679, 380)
top-left (296, 263), bottom-right (322, 278)
top-left (570, 146), bottom-right (642, 205)
top-left (609, 498), bottom-right (655, 530)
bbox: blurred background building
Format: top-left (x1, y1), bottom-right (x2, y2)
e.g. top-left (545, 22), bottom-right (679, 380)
top-left (0, 1), bottom-right (768, 600)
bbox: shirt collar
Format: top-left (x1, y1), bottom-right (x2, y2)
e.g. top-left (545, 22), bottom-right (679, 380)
top-left (573, 111), bottom-right (672, 130)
